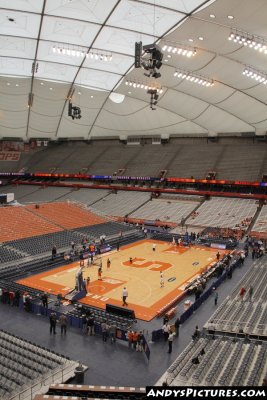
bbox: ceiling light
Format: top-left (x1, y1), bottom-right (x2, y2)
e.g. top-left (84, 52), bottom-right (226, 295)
top-left (227, 15), bottom-right (234, 19)
top-left (188, 39), bottom-right (194, 42)
top-left (198, 37), bottom-right (204, 41)
top-left (78, 91), bottom-right (81, 95)
top-left (128, 91), bottom-right (131, 94)
top-left (6, 82), bottom-right (10, 86)
top-left (52, 45), bottom-right (112, 61)
top-left (162, 43), bottom-right (196, 57)
top-left (243, 66), bottom-right (267, 85)
top-left (49, 87), bottom-right (53, 90)
top-left (90, 95), bottom-right (94, 98)
top-left (174, 70), bottom-right (214, 87)
top-left (15, 84), bottom-right (19, 87)
top-left (228, 30), bottom-right (267, 55)
top-left (209, 14), bottom-right (216, 18)
top-left (125, 79), bottom-right (163, 95)
top-left (40, 82), bottom-right (44, 85)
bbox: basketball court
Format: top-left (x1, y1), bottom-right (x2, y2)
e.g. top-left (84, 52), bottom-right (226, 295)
top-left (17, 239), bottom-right (228, 321)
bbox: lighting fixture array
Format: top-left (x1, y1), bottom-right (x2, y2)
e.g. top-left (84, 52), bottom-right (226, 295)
top-left (228, 31), bottom-right (267, 54)
top-left (52, 45), bottom-right (112, 61)
top-left (162, 44), bottom-right (196, 57)
top-left (243, 67), bottom-right (267, 84)
top-left (125, 80), bottom-right (163, 93)
top-left (174, 70), bottom-right (214, 87)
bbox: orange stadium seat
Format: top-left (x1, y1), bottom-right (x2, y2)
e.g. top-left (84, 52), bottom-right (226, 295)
top-left (0, 206), bottom-right (62, 242)
top-left (26, 202), bottom-right (107, 230)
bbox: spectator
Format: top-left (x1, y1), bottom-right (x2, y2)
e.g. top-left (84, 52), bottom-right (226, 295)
top-left (162, 323), bottom-right (170, 342)
top-left (59, 314), bottom-right (68, 335)
top-left (248, 286), bottom-right (253, 301)
top-left (52, 245), bottom-right (57, 260)
top-left (87, 315), bottom-right (95, 336)
top-left (101, 320), bottom-right (109, 342)
top-left (167, 331), bottom-right (176, 353)
top-left (127, 330), bottom-right (134, 349)
top-left (132, 331), bottom-right (139, 350)
top-left (240, 287), bottom-right (246, 302)
top-left (109, 322), bottom-right (117, 343)
top-left (41, 292), bottom-right (48, 308)
top-left (213, 288), bottom-right (218, 306)
top-left (49, 312), bottom-right (57, 334)
top-left (136, 331), bottom-right (144, 352)
top-left (192, 325), bottom-right (200, 341)
top-left (174, 317), bottom-right (181, 337)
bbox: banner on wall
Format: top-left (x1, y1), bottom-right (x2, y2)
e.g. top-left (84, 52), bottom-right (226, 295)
top-left (1, 141), bottom-right (24, 152)
top-left (0, 140), bottom-right (37, 152)
top-left (0, 152), bottom-right (21, 161)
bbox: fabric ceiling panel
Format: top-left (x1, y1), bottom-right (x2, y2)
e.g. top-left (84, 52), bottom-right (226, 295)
top-left (40, 16), bottom-right (100, 47)
top-left (96, 102), bottom-right (184, 132)
top-left (29, 112), bottom-right (59, 134)
top-left (218, 92), bottom-right (267, 126)
top-left (141, 0), bottom-right (213, 13)
top-left (45, 0), bottom-right (118, 24)
top-left (76, 68), bottom-right (121, 91)
top-left (243, 85), bottom-right (267, 105)
top-left (56, 117), bottom-right (92, 139)
top-left (37, 41), bottom-right (82, 67)
top-left (107, 0), bottom-right (185, 37)
top-left (166, 19), bottom-right (233, 56)
top-left (36, 61), bottom-right (77, 83)
top-left (158, 89), bottom-right (208, 120)
top-left (0, 0), bottom-right (266, 139)
top-left (196, 0), bottom-right (267, 37)
top-left (0, 9), bottom-right (41, 38)
top-left (0, 0), bottom-right (44, 13)
top-left (0, 58), bottom-right (33, 78)
top-left (0, 36), bottom-right (36, 60)
top-left (83, 53), bottom-right (133, 75)
top-left (93, 26), bottom-right (155, 56)
top-left (194, 105), bottom-right (254, 132)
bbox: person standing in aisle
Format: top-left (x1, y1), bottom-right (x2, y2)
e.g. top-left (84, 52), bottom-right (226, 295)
top-left (167, 331), bottom-right (176, 353)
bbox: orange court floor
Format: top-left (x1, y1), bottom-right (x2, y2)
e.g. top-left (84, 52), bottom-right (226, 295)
top-left (17, 239), bottom-right (228, 321)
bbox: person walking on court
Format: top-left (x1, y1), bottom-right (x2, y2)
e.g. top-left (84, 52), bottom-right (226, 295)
top-left (167, 331), bottom-right (176, 353)
top-left (107, 258), bottom-right (111, 269)
top-left (98, 266), bottom-right (102, 280)
top-left (152, 243), bottom-right (156, 252)
top-left (216, 251), bottom-right (220, 261)
top-left (160, 271), bottom-right (164, 288)
top-left (59, 313), bottom-right (67, 335)
top-left (122, 287), bottom-right (128, 306)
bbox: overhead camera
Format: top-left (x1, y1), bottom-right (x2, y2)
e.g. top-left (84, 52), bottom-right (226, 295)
top-left (68, 101), bottom-right (82, 120)
top-left (147, 89), bottom-right (159, 110)
top-left (135, 42), bottom-right (163, 79)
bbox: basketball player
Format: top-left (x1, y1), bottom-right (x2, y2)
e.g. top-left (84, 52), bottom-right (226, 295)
top-left (152, 243), bottom-right (156, 252)
top-left (107, 258), bottom-right (111, 269)
top-left (160, 271), bottom-right (164, 288)
top-left (98, 266), bottom-right (102, 280)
